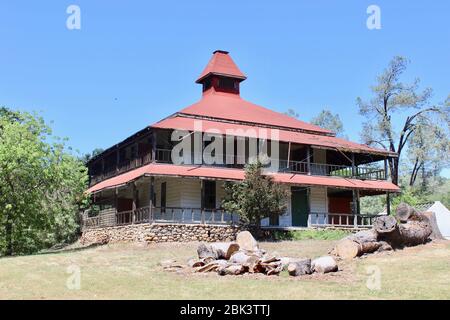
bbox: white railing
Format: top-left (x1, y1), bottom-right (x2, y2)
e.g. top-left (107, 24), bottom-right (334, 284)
top-left (308, 212), bottom-right (381, 228)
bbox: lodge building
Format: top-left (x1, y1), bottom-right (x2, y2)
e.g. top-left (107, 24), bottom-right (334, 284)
top-left (84, 50), bottom-right (399, 230)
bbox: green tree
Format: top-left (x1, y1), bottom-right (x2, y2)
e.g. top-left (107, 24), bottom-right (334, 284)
top-left (407, 112), bottom-right (450, 188)
top-left (311, 109), bottom-right (346, 137)
top-left (81, 148), bottom-right (104, 164)
top-left (357, 56), bottom-right (449, 185)
top-left (221, 162), bottom-right (288, 228)
top-left (284, 108), bottom-right (300, 119)
top-left (0, 108), bottom-right (88, 256)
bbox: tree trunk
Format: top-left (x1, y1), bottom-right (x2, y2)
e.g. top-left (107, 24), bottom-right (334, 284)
top-left (5, 215), bottom-right (13, 256)
top-left (332, 229), bottom-right (381, 259)
top-left (312, 256), bottom-right (338, 273)
top-left (287, 259), bottom-right (312, 276)
top-left (395, 203), bottom-right (422, 222)
top-left (373, 215), bottom-right (398, 233)
top-left (390, 157), bottom-right (399, 185)
top-left (197, 243), bottom-right (240, 260)
top-left (422, 211), bottom-right (445, 240)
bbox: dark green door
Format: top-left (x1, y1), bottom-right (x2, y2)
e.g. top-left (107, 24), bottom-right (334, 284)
top-left (291, 187), bottom-right (309, 227)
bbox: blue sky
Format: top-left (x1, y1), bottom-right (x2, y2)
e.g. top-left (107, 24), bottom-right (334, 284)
top-left (1, 1), bottom-right (449, 175)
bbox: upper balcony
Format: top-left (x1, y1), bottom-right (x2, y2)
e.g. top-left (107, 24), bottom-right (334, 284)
top-left (88, 146), bottom-right (388, 187)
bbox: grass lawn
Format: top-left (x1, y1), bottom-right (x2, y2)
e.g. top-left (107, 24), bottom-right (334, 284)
top-left (0, 239), bottom-right (449, 300)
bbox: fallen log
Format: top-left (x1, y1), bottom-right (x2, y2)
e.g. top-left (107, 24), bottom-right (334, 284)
top-left (312, 256), bottom-right (338, 274)
top-left (396, 203), bottom-right (422, 222)
top-left (375, 206), bottom-right (433, 248)
top-left (422, 211), bottom-right (445, 240)
top-left (397, 221), bottom-right (432, 246)
top-left (230, 251), bottom-right (260, 265)
top-left (218, 264), bottom-right (245, 276)
top-left (333, 229), bottom-right (381, 259)
top-left (236, 231), bottom-right (259, 252)
top-left (373, 216), bottom-right (397, 234)
top-left (197, 242), bottom-right (240, 260)
top-left (287, 259), bottom-right (312, 276)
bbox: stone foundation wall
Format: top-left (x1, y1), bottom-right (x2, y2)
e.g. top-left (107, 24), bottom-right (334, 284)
top-left (80, 223), bottom-right (241, 245)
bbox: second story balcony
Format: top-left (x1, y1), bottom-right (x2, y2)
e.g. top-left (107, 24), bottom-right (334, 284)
top-left (88, 145), bottom-right (388, 187)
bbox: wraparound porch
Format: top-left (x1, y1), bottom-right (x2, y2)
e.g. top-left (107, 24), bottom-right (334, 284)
top-left (83, 175), bottom-right (388, 230)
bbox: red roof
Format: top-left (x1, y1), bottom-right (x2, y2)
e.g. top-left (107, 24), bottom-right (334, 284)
top-left (87, 163), bottom-right (400, 194)
top-left (196, 50), bottom-right (247, 83)
top-left (152, 115), bottom-right (396, 156)
top-left (178, 90), bottom-right (334, 135)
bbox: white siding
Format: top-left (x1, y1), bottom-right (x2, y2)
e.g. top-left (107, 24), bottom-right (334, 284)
top-left (137, 181), bottom-right (149, 208)
top-left (310, 186), bottom-right (328, 212)
top-left (309, 186), bottom-right (328, 225)
top-left (179, 179), bottom-right (202, 208)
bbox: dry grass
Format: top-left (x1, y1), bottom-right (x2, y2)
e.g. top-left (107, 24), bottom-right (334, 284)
top-left (0, 239), bottom-right (449, 300)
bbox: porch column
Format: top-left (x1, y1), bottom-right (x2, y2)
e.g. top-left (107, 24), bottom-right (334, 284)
top-left (149, 176), bottom-right (155, 221)
top-left (200, 180), bottom-right (205, 224)
top-left (352, 189), bottom-right (360, 227)
top-left (351, 153), bottom-right (356, 178)
top-left (384, 157), bottom-right (388, 180)
top-left (287, 142), bottom-right (291, 169)
top-left (132, 182), bottom-right (137, 223)
top-left (386, 192), bottom-right (391, 215)
top-left (114, 187), bottom-right (118, 226)
top-left (306, 146), bottom-right (311, 175)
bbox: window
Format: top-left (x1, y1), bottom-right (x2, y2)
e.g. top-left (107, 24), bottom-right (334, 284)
top-left (218, 77), bottom-right (236, 91)
top-left (202, 180), bottom-right (216, 210)
top-left (203, 78), bottom-right (212, 92)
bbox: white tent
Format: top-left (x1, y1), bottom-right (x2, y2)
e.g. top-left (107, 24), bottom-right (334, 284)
top-left (426, 201), bottom-right (450, 240)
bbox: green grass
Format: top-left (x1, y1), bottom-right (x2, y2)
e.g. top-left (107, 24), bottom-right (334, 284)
top-left (0, 239), bottom-right (449, 299)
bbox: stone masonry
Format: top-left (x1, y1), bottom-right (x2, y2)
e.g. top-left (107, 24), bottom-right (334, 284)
top-left (80, 223), bottom-right (241, 245)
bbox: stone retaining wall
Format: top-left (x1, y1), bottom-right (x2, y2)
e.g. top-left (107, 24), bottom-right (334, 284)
top-left (80, 223), bottom-right (241, 245)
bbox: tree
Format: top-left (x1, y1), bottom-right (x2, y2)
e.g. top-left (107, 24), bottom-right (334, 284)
top-left (221, 162), bottom-right (289, 228)
top-left (0, 108), bottom-right (88, 256)
top-left (311, 109), bottom-right (346, 137)
top-left (357, 56), bottom-right (449, 185)
top-left (284, 108), bottom-right (299, 119)
top-left (81, 148), bottom-right (104, 164)
top-left (407, 112), bottom-right (450, 188)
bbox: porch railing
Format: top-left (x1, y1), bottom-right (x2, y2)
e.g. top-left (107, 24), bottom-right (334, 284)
top-left (278, 160), bottom-right (386, 180)
top-left (90, 148), bottom-right (387, 185)
top-left (308, 212), bottom-right (382, 228)
top-left (82, 206), bottom-right (239, 230)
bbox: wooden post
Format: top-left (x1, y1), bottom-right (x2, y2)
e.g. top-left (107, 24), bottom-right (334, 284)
top-left (114, 187), bottom-right (119, 226)
top-left (200, 180), bottom-right (204, 210)
top-left (386, 192), bottom-right (391, 216)
top-left (287, 142), bottom-right (291, 169)
top-left (351, 153), bottom-right (356, 178)
top-left (352, 189), bottom-right (360, 228)
top-left (132, 182), bottom-right (137, 223)
top-left (384, 157), bottom-right (388, 180)
top-left (149, 177), bottom-right (155, 221)
top-left (306, 146), bottom-right (311, 175)
top-left (151, 130), bottom-right (157, 162)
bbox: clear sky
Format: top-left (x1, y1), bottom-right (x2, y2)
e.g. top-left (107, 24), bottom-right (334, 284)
top-left (1, 1), bottom-right (449, 175)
